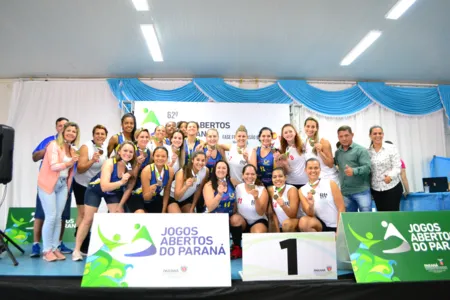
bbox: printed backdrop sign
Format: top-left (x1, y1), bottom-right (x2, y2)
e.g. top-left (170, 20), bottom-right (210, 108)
top-left (134, 102), bottom-right (291, 148)
top-left (81, 213), bottom-right (231, 288)
top-left (5, 207), bottom-right (77, 244)
top-left (337, 211), bottom-right (450, 283)
top-left (241, 232), bottom-right (337, 281)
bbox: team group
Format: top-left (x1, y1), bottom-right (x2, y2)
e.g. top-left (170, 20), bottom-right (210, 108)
top-left (31, 113), bottom-right (407, 262)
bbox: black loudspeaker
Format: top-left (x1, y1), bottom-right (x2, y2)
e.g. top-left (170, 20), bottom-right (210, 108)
top-left (0, 125), bottom-right (14, 184)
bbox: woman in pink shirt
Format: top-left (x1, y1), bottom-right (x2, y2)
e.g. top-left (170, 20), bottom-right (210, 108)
top-left (37, 122), bottom-right (80, 262)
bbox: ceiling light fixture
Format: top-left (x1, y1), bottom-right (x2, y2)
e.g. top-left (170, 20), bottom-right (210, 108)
top-left (340, 30), bottom-right (382, 66)
top-left (132, 0), bottom-right (149, 11)
top-left (140, 24), bottom-right (163, 62)
top-left (385, 0), bottom-right (416, 20)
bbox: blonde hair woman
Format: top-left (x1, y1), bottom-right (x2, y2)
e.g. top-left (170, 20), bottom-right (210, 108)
top-left (37, 122), bottom-right (80, 262)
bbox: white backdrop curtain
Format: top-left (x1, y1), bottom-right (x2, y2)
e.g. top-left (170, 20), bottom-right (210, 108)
top-left (1, 80), bottom-right (121, 228)
top-left (291, 104), bottom-right (447, 196)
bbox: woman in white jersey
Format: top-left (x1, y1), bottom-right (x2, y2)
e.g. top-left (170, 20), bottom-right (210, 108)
top-left (278, 124), bottom-right (308, 189)
top-left (235, 164), bottom-right (269, 232)
top-left (299, 158), bottom-right (345, 232)
top-left (148, 125), bottom-right (168, 152)
top-left (168, 151), bottom-right (208, 213)
top-left (167, 129), bottom-right (185, 174)
top-left (303, 117), bottom-right (339, 185)
top-left (222, 125), bottom-right (251, 183)
top-left (268, 167), bottom-right (303, 232)
top-left (72, 125), bottom-right (108, 254)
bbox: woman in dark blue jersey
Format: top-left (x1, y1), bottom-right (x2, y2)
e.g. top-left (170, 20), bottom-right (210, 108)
top-left (250, 127), bottom-right (279, 188)
top-left (72, 141), bottom-right (136, 261)
top-left (107, 113), bottom-right (136, 157)
top-left (203, 160), bottom-right (242, 259)
top-left (126, 147), bottom-right (174, 213)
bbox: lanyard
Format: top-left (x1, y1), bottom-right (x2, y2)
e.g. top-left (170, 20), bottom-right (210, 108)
top-left (308, 179), bottom-right (320, 195)
top-left (154, 165), bottom-right (165, 182)
top-left (273, 185), bottom-right (285, 199)
top-left (185, 138), bottom-right (198, 161)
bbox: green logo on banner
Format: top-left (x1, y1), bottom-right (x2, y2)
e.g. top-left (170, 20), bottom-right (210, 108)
top-left (339, 211), bottom-right (450, 283)
top-left (81, 223), bottom-right (156, 288)
top-left (5, 208), bottom-right (78, 244)
top-left (141, 108), bottom-right (160, 130)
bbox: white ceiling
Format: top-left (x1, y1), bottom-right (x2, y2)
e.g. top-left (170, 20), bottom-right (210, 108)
top-left (0, 0), bottom-right (449, 83)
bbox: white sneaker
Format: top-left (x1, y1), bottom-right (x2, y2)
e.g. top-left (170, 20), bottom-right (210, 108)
top-left (72, 250), bottom-right (83, 261)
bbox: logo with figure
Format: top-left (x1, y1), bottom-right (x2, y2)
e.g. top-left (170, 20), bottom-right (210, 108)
top-left (81, 223), bottom-right (157, 288)
top-left (347, 220), bottom-right (413, 283)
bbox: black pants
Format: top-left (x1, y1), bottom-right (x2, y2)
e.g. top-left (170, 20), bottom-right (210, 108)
top-left (371, 182), bottom-right (403, 212)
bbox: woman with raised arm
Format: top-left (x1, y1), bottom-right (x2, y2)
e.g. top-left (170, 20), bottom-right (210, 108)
top-left (72, 141), bottom-right (136, 261)
top-left (228, 164), bottom-right (269, 258)
top-left (250, 127), bottom-right (278, 188)
top-left (126, 147), bottom-right (174, 213)
top-left (203, 160), bottom-right (241, 259)
top-left (299, 158), bottom-right (345, 232)
top-left (148, 125), bottom-right (168, 152)
top-left (72, 124), bottom-right (108, 254)
top-left (278, 124), bottom-right (308, 189)
top-left (183, 121), bottom-right (204, 165)
top-left (107, 113), bottom-right (136, 157)
top-left (38, 122), bottom-right (80, 262)
top-left (168, 151), bottom-right (208, 213)
top-left (167, 129), bottom-right (186, 174)
top-left (303, 117), bottom-right (339, 185)
top-left (268, 167), bottom-right (303, 232)
top-left (203, 128), bottom-right (227, 171)
top-left (223, 125), bottom-right (252, 183)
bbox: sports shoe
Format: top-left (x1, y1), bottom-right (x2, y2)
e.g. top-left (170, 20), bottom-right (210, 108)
top-left (53, 249), bottom-right (66, 260)
top-left (230, 245), bottom-right (242, 260)
top-left (58, 242), bottom-right (73, 254)
top-left (72, 250), bottom-right (83, 261)
top-left (30, 243), bottom-right (41, 258)
top-left (43, 251), bottom-right (57, 262)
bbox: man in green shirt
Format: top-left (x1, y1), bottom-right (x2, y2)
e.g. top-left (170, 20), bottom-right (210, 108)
top-left (334, 126), bottom-right (372, 212)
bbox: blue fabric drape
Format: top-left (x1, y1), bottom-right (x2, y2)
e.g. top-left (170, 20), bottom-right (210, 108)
top-left (437, 85), bottom-right (450, 125)
top-left (359, 82), bottom-right (442, 115)
top-left (193, 78), bottom-right (291, 103)
top-left (107, 78), bottom-right (208, 102)
top-left (107, 78), bottom-right (450, 120)
top-left (278, 80), bottom-right (372, 116)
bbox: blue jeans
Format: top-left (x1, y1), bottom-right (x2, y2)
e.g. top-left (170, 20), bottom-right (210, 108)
top-left (343, 189), bottom-right (372, 212)
top-left (38, 177), bottom-right (68, 252)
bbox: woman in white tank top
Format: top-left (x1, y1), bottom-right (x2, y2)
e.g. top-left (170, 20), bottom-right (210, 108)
top-left (168, 151), bottom-right (208, 213)
top-left (73, 126), bottom-right (108, 230)
top-left (167, 130), bottom-right (185, 174)
top-left (303, 117), bottom-right (339, 186)
top-left (268, 167), bottom-right (303, 232)
top-left (222, 125), bottom-right (252, 183)
top-left (298, 158), bottom-right (345, 232)
top-left (277, 124), bottom-right (308, 189)
top-left (235, 164), bottom-right (269, 232)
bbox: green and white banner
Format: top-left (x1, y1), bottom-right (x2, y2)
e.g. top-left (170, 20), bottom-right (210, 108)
top-left (4, 207), bottom-right (77, 244)
top-left (337, 211), bottom-right (450, 283)
top-left (134, 101), bottom-right (290, 148)
top-left (81, 213), bottom-right (231, 288)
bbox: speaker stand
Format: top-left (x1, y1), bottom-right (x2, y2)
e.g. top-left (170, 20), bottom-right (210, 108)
top-left (0, 230), bottom-right (24, 266)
